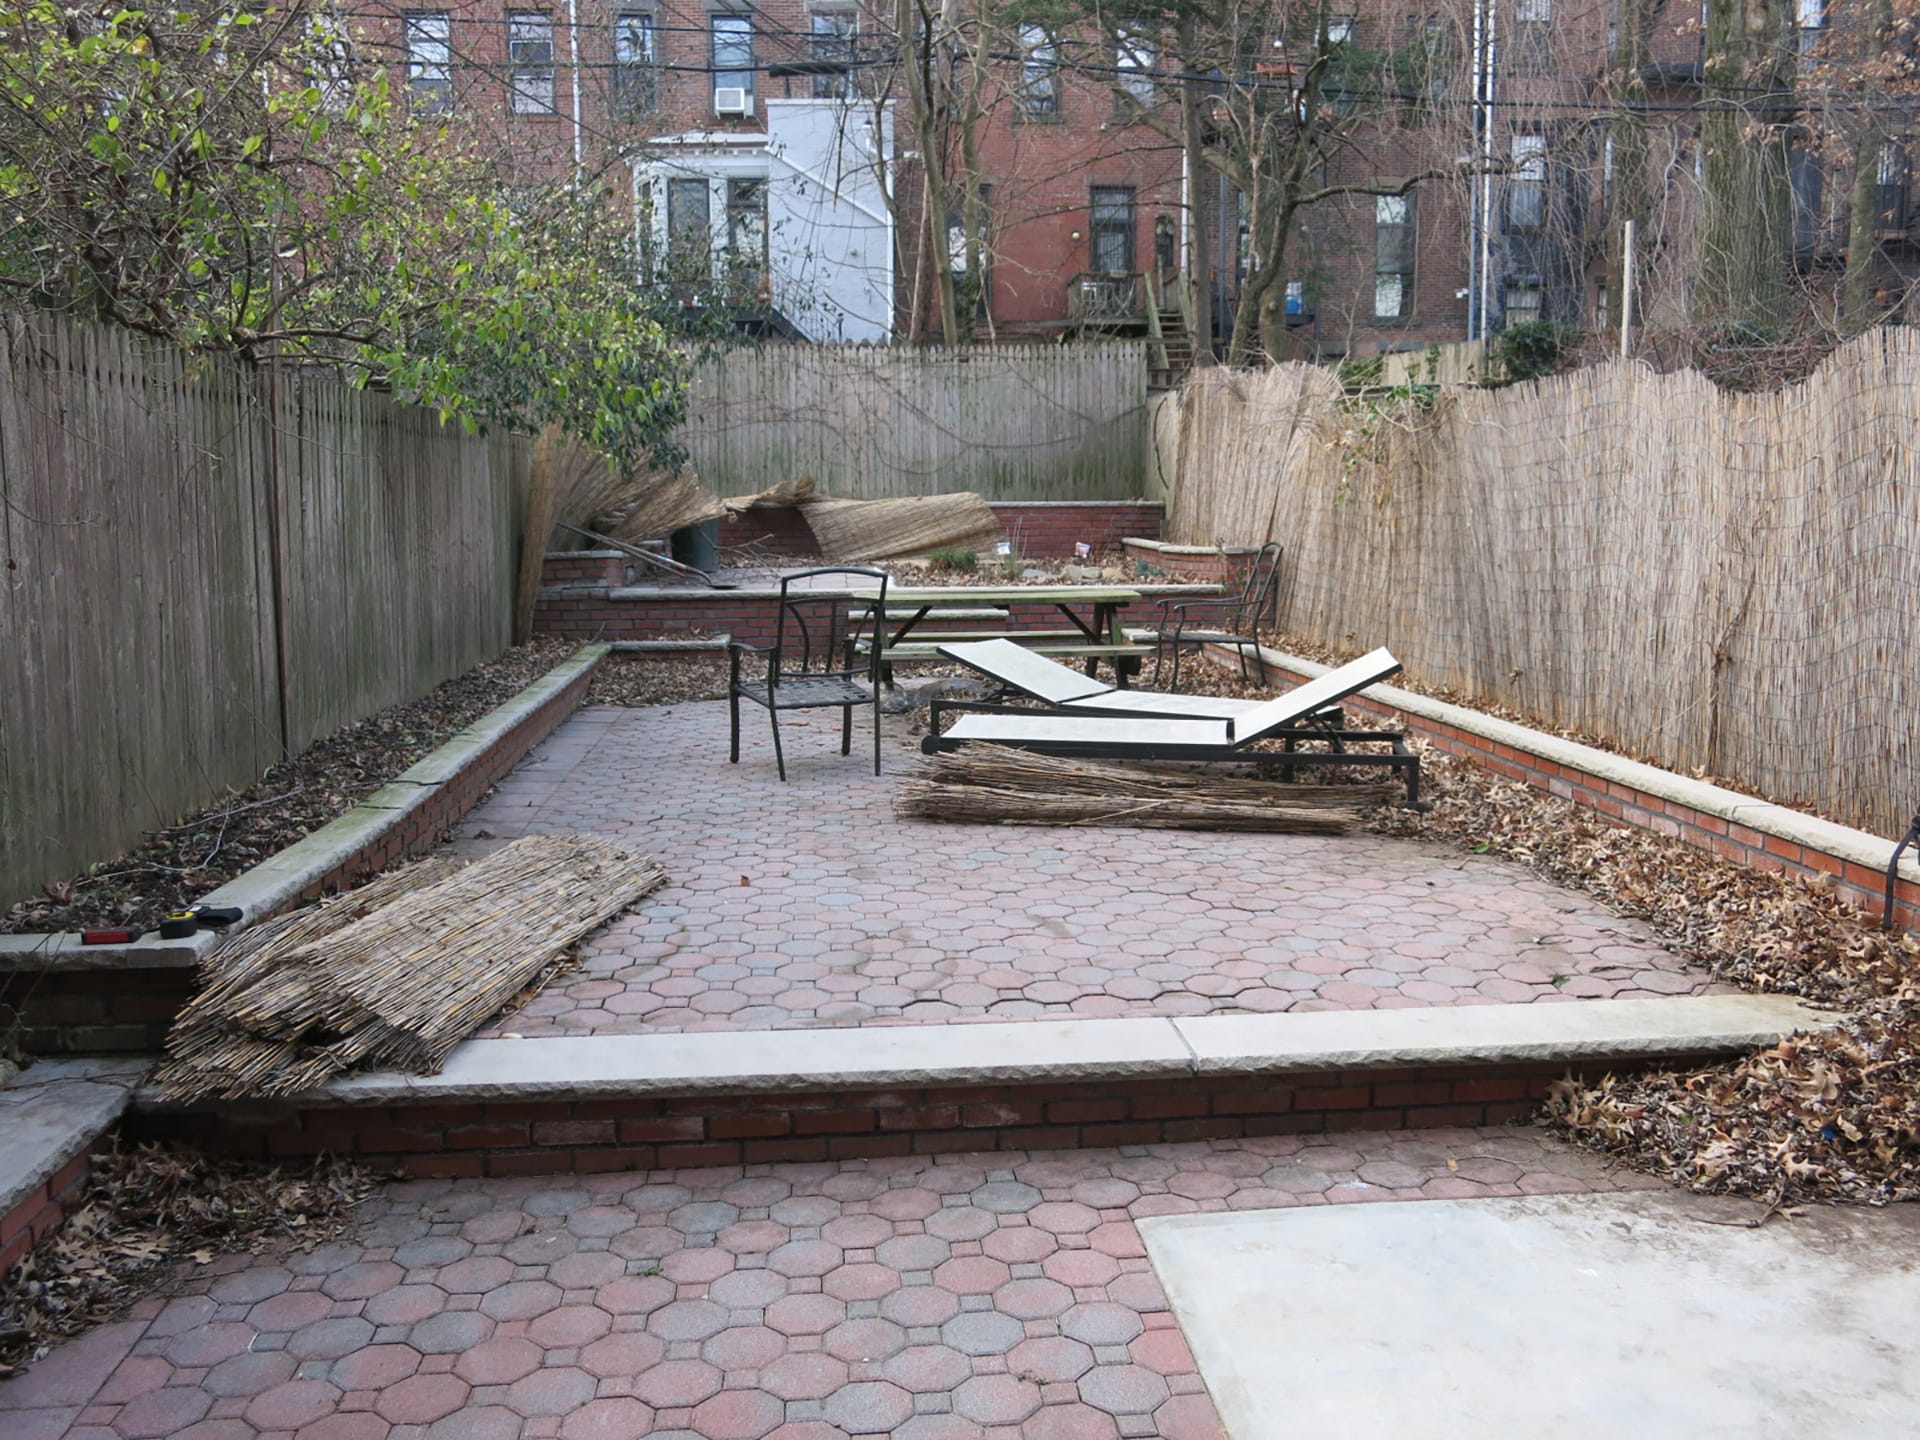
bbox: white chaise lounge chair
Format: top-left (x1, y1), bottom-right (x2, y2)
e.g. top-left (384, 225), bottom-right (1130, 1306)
top-left (921, 645), bottom-right (1424, 806)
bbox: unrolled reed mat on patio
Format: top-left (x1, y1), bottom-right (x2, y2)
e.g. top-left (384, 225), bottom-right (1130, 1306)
top-left (897, 749), bottom-right (1400, 832)
top-left (152, 836), bottom-right (667, 1104)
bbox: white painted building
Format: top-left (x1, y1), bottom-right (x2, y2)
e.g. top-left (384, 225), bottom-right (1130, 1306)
top-left (635, 100), bottom-right (895, 343)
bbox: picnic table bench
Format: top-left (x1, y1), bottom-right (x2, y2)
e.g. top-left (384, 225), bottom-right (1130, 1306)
top-left (846, 583), bottom-right (1154, 686)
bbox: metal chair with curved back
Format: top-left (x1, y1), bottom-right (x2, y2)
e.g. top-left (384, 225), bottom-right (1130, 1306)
top-left (729, 567), bottom-right (889, 781)
top-left (1154, 541), bottom-right (1283, 690)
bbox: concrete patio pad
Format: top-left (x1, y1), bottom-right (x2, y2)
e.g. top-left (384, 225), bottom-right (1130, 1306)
top-left (1142, 1192), bottom-right (1920, 1440)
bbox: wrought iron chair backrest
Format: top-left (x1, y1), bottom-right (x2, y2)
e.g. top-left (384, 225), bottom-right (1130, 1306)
top-left (1240, 542), bottom-right (1283, 626)
top-left (773, 567), bottom-right (889, 683)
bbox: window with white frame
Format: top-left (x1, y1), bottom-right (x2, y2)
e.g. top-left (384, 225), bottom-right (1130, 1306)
top-left (1373, 193), bottom-right (1415, 319)
top-left (1504, 275), bottom-right (1543, 325)
top-left (1796, 0), bottom-right (1824, 54)
top-left (307, 12), bottom-right (355, 111)
top-left (711, 14), bottom-right (756, 105)
top-left (1116, 27), bottom-right (1155, 107)
top-left (1018, 25), bottom-right (1061, 119)
top-left (1510, 0), bottom-right (1550, 70)
top-left (613, 11), bottom-right (657, 115)
top-left (1326, 14), bottom-right (1355, 44)
top-left (665, 176), bottom-right (712, 283)
top-left (508, 11), bottom-right (556, 114)
top-left (1506, 133), bottom-right (1546, 232)
top-left (810, 9), bottom-right (857, 98)
top-left (403, 11), bottom-right (452, 113)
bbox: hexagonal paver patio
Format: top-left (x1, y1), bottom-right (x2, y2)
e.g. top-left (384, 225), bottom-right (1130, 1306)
top-left (0, 1127), bottom-right (1665, 1439)
top-left (458, 698), bottom-right (1714, 1038)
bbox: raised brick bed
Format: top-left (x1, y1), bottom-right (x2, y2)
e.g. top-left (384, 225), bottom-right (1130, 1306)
top-left (1237, 643), bottom-right (1920, 932)
top-left (0, 646), bottom-right (610, 1055)
top-left (129, 1055), bottom-right (1711, 1180)
top-left (715, 500), bottom-right (1164, 561)
top-left (1, 1147), bottom-right (95, 1271)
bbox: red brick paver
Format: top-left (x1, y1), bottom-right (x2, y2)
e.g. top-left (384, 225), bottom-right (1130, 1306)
top-left (458, 702), bottom-right (1714, 1038)
top-left (1, 1128), bottom-right (1662, 1438)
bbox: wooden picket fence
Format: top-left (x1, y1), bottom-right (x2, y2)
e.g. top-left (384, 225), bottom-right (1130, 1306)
top-left (0, 318), bottom-right (523, 905)
top-left (1163, 330), bottom-right (1920, 839)
top-left (678, 342), bottom-right (1150, 501)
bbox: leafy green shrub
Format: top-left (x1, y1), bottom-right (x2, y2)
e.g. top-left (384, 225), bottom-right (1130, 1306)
top-left (927, 546), bottom-right (979, 574)
top-left (1491, 321), bottom-right (1583, 387)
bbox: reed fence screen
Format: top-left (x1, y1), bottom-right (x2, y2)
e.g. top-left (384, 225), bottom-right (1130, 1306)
top-left (677, 342), bottom-right (1149, 501)
top-left (0, 318), bottom-right (523, 905)
top-left (1164, 329), bottom-right (1920, 838)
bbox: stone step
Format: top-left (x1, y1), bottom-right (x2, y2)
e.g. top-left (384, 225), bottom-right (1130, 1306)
top-left (127, 995), bottom-right (1831, 1180)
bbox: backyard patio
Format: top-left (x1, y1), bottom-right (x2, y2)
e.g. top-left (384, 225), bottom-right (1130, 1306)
top-left (464, 693), bottom-right (1718, 1042)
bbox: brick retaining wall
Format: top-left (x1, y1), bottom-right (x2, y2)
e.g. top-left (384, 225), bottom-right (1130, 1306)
top-left (1, 1143), bottom-right (105, 1272)
top-left (131, 1055), bottom-right (1705, 1179)
top-left (1242, 649), bottom-right (1920, 932)
top-left (1, 654), bottom-right (604, 1055)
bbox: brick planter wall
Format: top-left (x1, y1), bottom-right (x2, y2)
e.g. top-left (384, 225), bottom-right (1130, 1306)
top-left (1, 653), bottom-right (605, 1055)
top-left (0, 1144), bottom-right (104, 1272)
top-left (1238, 648), bottom-right (1920, 932)
top-left (131, 1054), bottom-right (1706, 1179)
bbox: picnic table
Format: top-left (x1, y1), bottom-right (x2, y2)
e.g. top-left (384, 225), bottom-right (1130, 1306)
top-left (846, 583), bottom-right (1152, 685)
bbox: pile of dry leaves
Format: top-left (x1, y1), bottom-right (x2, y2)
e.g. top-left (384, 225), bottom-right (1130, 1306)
top-left (1385, 748), bottom-right (1920, 1206)
top-left (585, 654), bottom-right (729, 708)
top-left (1169, 648), bottom-right (1920, 1205)
top-left (0, 1146), bottom-right (375, 1375)
top-left (5, 639), bottom-right (583, 936)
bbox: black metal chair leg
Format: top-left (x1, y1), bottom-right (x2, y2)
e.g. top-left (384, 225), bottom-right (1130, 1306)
top-left (729, 689), bottom-right (741, 763)
top-left (769, 708), bottom-right (787, 782)
top-left (872, 694), bottom-right (882, 774)
top-left (841, 704), bottom-right (853, 756)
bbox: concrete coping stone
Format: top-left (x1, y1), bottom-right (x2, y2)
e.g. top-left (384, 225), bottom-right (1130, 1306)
top-left (0, 1058), bottom-right (149, 1219)
top-left (608, 582), bottom-right (1224, 602)
top-left (542, 548), bottom-right (631, 559)
top-left (0, 645), bottom-right (611, 974)
top-left (1256, 642), bottom-right (1920, 886)
top-left (610, 638), bottom-right (733, 653)
top-left (1120, 537), bottom-right (1262, 557)
top-left (990, 499), bottom-right (1165, 509)
top-left (134, 995), bottom-right (1828, 1110)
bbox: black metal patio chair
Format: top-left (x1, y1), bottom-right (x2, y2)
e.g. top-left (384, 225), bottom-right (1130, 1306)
top-left (729, 566), bottom-right (889, 781)
top-left (1154, 541), bottom-right (1283, 690)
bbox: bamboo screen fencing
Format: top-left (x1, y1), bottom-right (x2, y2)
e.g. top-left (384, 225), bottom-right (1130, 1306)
top-left (1165, 329), bottom-right (1920, 839)
top-left (677, 342), bottom-right (1149, 501)
top-left (0, 318), bottom-right (523, 905)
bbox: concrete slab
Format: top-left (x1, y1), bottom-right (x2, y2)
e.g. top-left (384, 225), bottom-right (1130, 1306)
top-left (1173, 994), bottom-right (1828, 1073)
top-left (0, 1059), bottom-right (148, 1217)
top-left (1142, 1193), bottom-right (1920, 1440)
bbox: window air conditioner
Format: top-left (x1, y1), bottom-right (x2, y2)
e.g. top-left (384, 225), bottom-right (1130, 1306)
top-left (714, 87), bottom-right (753, 116)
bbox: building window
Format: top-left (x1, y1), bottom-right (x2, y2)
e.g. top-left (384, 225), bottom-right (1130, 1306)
top-left (1506, 133), bottom-right (1546, 232)
top-left (307, 14), bottom-right (355, 111)
top-left (613, 11), bottom-right (656, 115)
top-left (1509, 0), bottom-right (1550, 71)
top-left (712, 14), bottom-right (755, 107)
top-left (810, 10), bottom-right (857, 98)
top-left (1326, 14), bottom-right (1356, 44)
top-left (1373, 193), bottom-right (1415, 319)
top-left (1796, 0), bottom-right (1824, 54)
top-left (1090, 186), bottom-right (1136, 273)
top-left (1504, 275), bottom-right (1543, 326)
top-left (403, 11), bottom-right (452, 113)
top-left (666, 176), bottom-right (711, 281)
top-left (1286, 279), bottom-right (1307, 317)
top-left (508, 12), bottom-right (556, 114)
top-left (1876, 142), bottom-right (1910, 232)
top-left (726, 178), bottom-right (769, 300)
top-left (1116, 28), bottom-right (1154, 107)
top-left (1017, 25), bottom-right (1061, 120)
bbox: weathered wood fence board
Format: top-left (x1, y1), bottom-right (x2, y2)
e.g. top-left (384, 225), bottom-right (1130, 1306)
top-left (0, 318), bottom-right (522, 906)
top-left (677, 342), bottom-right (1149, 501)
top-left (1164, 330), bottom-right (1920, 838)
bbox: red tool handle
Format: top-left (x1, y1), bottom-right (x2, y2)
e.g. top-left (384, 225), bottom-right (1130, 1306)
top-left (81, 927), bottom-right (143, 945)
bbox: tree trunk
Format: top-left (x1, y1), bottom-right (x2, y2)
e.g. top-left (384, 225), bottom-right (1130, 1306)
top-left (1604, 0), bottom-right (1654, 335)
top-left (1842, 0), bottom-right (1895, 333)
top-left (1698, 0), bottom-right (1797, 333)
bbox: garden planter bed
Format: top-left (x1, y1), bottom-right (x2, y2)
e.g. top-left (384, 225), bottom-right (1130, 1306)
top-left (0, 646), bottom-right (609, 1054)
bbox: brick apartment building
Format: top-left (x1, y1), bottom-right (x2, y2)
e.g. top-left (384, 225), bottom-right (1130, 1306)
top-left (339, 0), bottom-right (1893, 360)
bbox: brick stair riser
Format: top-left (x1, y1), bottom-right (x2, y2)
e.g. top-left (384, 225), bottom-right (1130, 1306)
top-left (0, 1137), bottom-right (108, 1272)
top-left (131, 1056), bottom-right (1709, 1180)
